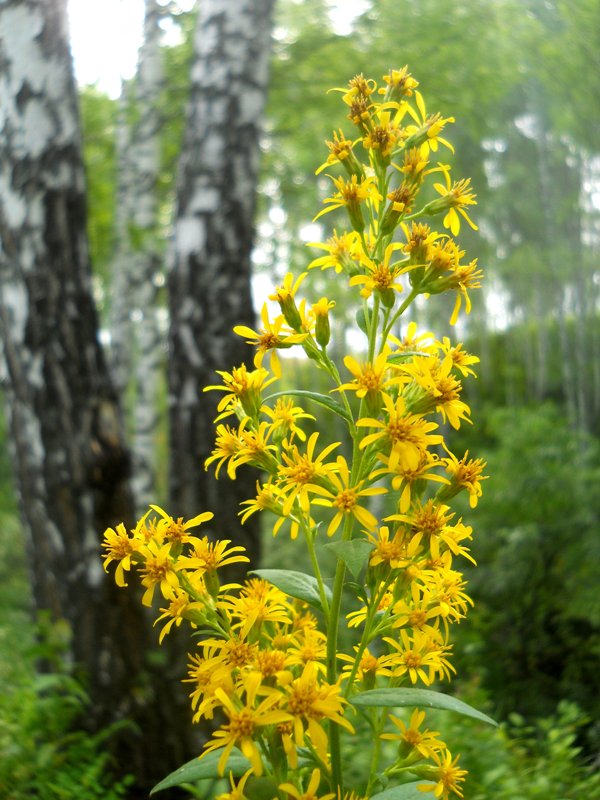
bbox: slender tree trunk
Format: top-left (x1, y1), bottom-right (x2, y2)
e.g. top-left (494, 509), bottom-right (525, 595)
top-left (129, 0), bottom-right (165, 511)
top-left (168, 0), bottom-right (275, 565)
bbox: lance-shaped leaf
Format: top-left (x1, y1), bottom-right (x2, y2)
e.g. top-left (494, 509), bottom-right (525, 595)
top-left (370, 782), bottom-right (424, 800)
top-left (150, 750), bottom-right (251, 794)
top-left (350, 687), bottom-right (498, 727)
top-left (251, 569), bottom-right (332, 610)
top-left (263, 390), bottom-right (353, 424)
top-left (323, 539), bottom-right (374, 578)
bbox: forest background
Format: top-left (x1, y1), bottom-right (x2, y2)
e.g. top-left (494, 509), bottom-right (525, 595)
top-left (0, 0), bottom-right (599, 798)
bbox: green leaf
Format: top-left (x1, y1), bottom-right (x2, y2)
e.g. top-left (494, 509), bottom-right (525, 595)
top-left (356, 308), bottom-right (368, 334)
top-left (150, 750), bottom-right (251, 794)
top-left (350, 688), bottom-right (498, 727)
top-left (250, 569), bottom-right (332, 610)
top-left (387, 351), bottom-right (432, 364)
top-left (263, 390), bottom-right (352, 424)
top-left (370, 782), bottom-right (425, 800)
top-left (323, 539), bottom-right (374, 578)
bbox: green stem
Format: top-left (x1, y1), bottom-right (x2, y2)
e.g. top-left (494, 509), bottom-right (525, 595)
top-left (326, 512), bottom-right (356, 794)
top-left (381, 287), bottom-right (419, 345)
top-left (366, 709), bottom-right (386, 796)
top-left (301, 517), bottom-right (330, 620)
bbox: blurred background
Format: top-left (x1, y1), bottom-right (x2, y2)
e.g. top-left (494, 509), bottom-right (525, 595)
top-left (0, 0), bottom-right (599, 797)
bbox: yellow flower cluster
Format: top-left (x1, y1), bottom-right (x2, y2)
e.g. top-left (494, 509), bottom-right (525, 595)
top-left (102, 68), bottom-right (489, 800)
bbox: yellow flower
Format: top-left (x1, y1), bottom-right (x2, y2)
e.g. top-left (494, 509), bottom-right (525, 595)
top-left (216, 769), bottom-right (254, 800)
top-left (417, 749), bottom-right (467, 800)
top-left (150, 504), bottom-right (214, 544)
top-left (316, 128), bottom-right (360, 175)
top-left (102, 519), bottom-right (144, 587)
top-left (338, 350), bottom-right (405, 412)
top-left (314, 174), bottom-right (382, 231)
top-left (281, 662), bottom-right (354, 764)
top-left (221, 578), bottom-right (294, 638)
top-left (380, 66), bottom-right (419, 100)
top-left (438, 448), bottom-right (487, 508)
top-left (358, 392), bottom-right (443, 472)
top-left (205, 424), bottom-right (244, 478)
top-left (438, 337), bottom-right (479, 378)
top-left (277, 432), bottom-right (340, 515)
top-left (201, 673), bottom-right (292, 776)
top-left (177, 537), bottom-right (249, 575)
top-left (309, 455), bottom-right (386, 535)
top-left (307, 230), bottom-right (362, 274)
top-left (280, 768), bottom-right (336, 800)
top-left (381, 709), bottom-right (446, 760)
top-left (154, 588), bottom-right (206, 644)
top-left (404, 91), bottom-right (455, 155)
top-left (373, 450), bottom-right (448, 513)
top-left (431, 166), bottom-right (478, 236)
top-left (349, 242), bottom-right (410, 302)
top-left (383, 629), bottom-right (455, 685)
top-left (137, 539), bottom-right (181, 607)
top-left (205, 364), bottom-right (276, 421)
top-left (365, 525), bottom-right (419, 571)
top-left (402, 356), bottom-right (471, 430)
top-left (263, 397), bottom-right (315, 444)
top-left (234, 304), bottom-right (308, 377)
top-left (269, 272), bottom-right (308, 331)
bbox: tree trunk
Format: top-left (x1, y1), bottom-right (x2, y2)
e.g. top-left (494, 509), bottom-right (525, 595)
top-left (168, 0), bottom-right (275, 566)
top-left (129, 0), bottom-right (165, 511)
top-left (0, 1), bottom-right (194, 794)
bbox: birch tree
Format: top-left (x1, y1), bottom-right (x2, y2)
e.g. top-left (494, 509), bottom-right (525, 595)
top-left (110, 0), bottom-right (165, 511)
top-left (0, 0), bottom-right (147, 760)
top-left (168, 0), bottom-right (275, 564)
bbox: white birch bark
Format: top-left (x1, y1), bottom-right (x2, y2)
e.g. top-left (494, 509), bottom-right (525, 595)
top-left (129, 0), bottom-right (165, 511)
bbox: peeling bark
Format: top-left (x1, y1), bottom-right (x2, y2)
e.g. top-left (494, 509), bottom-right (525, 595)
top-left (168, 0), bottom-right (275, 565)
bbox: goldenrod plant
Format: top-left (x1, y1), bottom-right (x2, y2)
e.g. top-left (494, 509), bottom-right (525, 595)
top-left (102, 67), bottom-right (494, 800)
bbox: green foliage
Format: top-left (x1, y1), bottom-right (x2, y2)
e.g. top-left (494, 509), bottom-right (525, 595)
top-left (0, 616), bottom-right (133, 799)
top-left (453, 404), bottom-right (600, 742)
top-left (432, 697), bottom-right (600, 800)
top-left (80, 87), bottom-right (119, 274)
